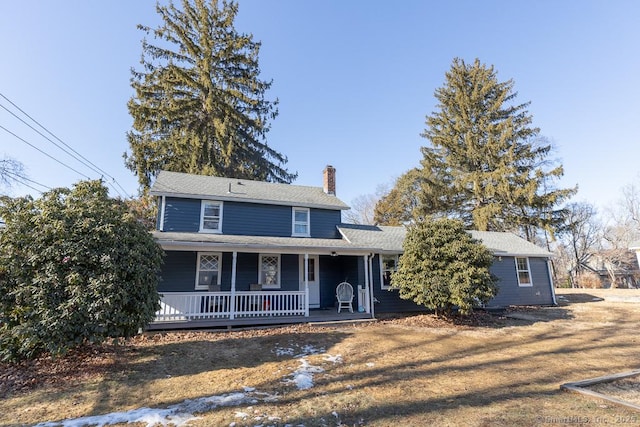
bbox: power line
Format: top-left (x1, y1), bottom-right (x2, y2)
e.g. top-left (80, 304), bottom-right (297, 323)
top-left (0, 124), bottom-right (92, 179)
top-left (3, 169), bottom-right (51, 191)
top-left (0, 92), bottom-right (130, 198)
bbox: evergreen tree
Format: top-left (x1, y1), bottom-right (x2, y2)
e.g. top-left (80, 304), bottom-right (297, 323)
top-left (418, 58), bottom-right (575, 239)
top-left (391, 218), bottom-right (498, 316)
top-left (125, 0), bottom-right (296, 190)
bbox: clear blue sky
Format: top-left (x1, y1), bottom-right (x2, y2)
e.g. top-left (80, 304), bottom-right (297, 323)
top-left (1, 0), bottom-right (639, 212)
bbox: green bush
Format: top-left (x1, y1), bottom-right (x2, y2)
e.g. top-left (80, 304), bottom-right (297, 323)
top-left (0, 180), bottom-right (163, 361)
top-left (392, 218), bottom-right (498, 316)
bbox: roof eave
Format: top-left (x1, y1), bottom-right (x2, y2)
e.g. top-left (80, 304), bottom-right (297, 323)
top-left (149, 190), bottom-right (350, 210)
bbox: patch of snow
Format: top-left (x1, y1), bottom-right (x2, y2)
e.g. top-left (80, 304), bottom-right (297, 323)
top-left (35, 392), bottom-right (253, 427)
top-left (323, 354), bottom-right (342, 363)
top-left (285, 358), bottom-right (325, 390)
top-left (366, 362), bottom-right (375, 367)
top-left (295, 344), bottom-right (325, 358)
top-left (274, 347), bottom-right (295, 356)
top-left (243, 386), bottom-right (256, 392)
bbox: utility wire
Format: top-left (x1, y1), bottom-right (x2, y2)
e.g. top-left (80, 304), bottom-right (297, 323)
top-left (0, 124), bottom-right (92, 179)
top-left (3, 169), bottom-right (51, 191)
top-left (0, 103), bottom-right (123, 197)
top-left (5, 174), bottom-right (46, 194)
top-left (0, 92), bottom-right (130, 198)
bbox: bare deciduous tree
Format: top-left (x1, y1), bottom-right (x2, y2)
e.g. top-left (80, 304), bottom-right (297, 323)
top-left (344, 183), bottom-right (390, 225)
top-left (0, 156), bottom-right (26, 193)
top-left (556, 202), bottom-right (602, 287)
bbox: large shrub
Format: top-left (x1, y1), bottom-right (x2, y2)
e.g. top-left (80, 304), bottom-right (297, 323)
top-left (0, 180), bottom-right (163, 361)
top-left (392, 218), bottom-right (498, 316)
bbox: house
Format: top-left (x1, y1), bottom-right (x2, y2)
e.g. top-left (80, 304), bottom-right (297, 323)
top-left (149, 168), bottom-right (556, 329)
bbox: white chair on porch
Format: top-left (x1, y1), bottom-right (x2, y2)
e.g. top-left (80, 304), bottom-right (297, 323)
top-left (336, 282), bottom-right (354, 313)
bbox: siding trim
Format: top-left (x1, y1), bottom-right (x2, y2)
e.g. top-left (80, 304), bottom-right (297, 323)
top-left (159, 195), bottom-right (166, 231)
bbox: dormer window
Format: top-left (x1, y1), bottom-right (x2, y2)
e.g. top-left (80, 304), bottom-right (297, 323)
top-left (292, 207), bottom-right (310, 237)
top-left (200, 200), bottom-right (223, 233)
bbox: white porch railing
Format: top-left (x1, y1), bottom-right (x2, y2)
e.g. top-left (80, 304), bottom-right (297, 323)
top-left (154, 291), bottom-right (307, 322)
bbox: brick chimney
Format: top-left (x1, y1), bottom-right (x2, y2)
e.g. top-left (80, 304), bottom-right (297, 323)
top-left (323, 165), bottom-right (336, 195)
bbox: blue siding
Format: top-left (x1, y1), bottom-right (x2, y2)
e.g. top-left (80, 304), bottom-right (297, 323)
top-left (370, 254), bottom-right (554, 313)
top-left (310, 209), bottom-right (341, 238)
top-left (163, 198), bottom-right (200, 232)
top-left (280, 254), bottom-right (299, 291)
top-left (161, 251), bottom-right (303, 293)
top-left (487, 256), bottom-right (554, 308)
top-left (223, 202), bottom-right (291, 236)
top-left (159, 197), bottom-right (342, 238)
top-left (318, 256), bottom-right (365, 309)
top-left (234, 253), bottom-right (259, 290)
top-left (371, 254), bottom-right (429, 314)
top-left (159, 251), bottom-right (196, 292)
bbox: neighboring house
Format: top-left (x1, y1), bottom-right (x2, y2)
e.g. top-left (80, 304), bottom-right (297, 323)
top-left (579, 249), bottom-right (639, 289)
top-left (149, 168), bottom-right (556, 328)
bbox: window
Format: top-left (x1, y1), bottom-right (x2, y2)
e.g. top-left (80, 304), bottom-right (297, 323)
top-left (200, 200), bottom-right (223, 233)
top-left (381, 254), bottom-right (399, 290)
top-left (305, 257), bottom-right (316, 282)
top-left (259, 254), bottom-right (281, 288)
top-left (515, 257), bottom-right (532, 286)
top-left (196, 252), bottom-right (221, 290)
top-left (292, 207), bottom-right (310, 237)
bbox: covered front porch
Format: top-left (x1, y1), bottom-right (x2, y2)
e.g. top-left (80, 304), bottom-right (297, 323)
top-left (149, 289), bottom-right (373, 330)
top-left (151, 231), bottom-right (379, 329)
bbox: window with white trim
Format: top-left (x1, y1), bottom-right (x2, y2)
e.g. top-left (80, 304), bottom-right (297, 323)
top-left (515, 257), bottom-right (532, 286)
top-left (195, 252), bottom-right (222, 290)
top-left (259, 254), bottom-right (281, 288)
top-left (381, 254), bottom-right (399, 290)
top-left (292, 207), bottom-right (310, 237)
top-left (200, 200), bottom-right (223, 233)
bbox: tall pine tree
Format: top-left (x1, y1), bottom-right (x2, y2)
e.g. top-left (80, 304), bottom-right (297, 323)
top-left (125, 0), bottom-right (296, 190)
top-left (418, 58), bottom-right (574, 240)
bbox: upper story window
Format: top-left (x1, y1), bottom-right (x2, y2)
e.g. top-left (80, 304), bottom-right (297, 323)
top-left (515, 257), bottom-right (532, 287)
top-left (292, 207), bottom-right (310, 237)
top-left (381, 254), bottom-right (399, 290)
top-left (200, 200), bottom-right (223, 233)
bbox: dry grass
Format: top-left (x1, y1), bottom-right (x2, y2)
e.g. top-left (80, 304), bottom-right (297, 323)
top-left (3, 288), bottom-right (640, 426)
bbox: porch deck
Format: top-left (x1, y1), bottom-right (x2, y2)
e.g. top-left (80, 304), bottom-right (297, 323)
top-left (148, 308), bottom-right (374, 330)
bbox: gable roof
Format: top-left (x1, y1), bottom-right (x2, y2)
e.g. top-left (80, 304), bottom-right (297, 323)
top-left (337, 224), bottom-right (552, 257)
top-left (468, 231), bottom-right (552, 257)
top-left (150, 171), bottom-right (350, 210)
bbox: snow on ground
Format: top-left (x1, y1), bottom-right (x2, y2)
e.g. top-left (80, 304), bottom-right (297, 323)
top-left (35, 343), bottom-right (343, 427)
top-left (34, 392), bottom-right (253, 427)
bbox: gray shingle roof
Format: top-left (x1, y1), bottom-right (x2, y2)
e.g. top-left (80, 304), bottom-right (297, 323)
top-left (152, 231), bottom-right (372, 254)
top-left (468, 231), bottom-right (552, 257)
top-left (337, 225), bottom-right (552, 257)
top-left (337, 224), bottom-right (406, 252)
top-left (150, 171), bottom-right (350, 210)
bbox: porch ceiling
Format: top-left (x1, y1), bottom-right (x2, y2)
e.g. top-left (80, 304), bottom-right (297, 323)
top-left (153, 231), bottom-right (375, 255)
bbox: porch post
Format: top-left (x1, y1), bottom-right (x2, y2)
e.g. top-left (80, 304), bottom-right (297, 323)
top-left (304, 253), bottom-right (309, 317)
top-left (363, 254), bottom-right (370, 313)
top-left (230, 251), bottom-right (237, 319)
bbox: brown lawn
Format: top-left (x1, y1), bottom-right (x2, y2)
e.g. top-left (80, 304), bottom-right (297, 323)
top-left (2, 288), bottom-right (640, 427)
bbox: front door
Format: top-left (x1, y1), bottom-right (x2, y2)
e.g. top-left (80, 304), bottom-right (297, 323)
top-left (299, 255), bottom-right (320, 308)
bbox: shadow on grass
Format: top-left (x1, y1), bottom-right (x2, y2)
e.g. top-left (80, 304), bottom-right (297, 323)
top-left (11, 293), bottom-right (639, 426)
top-left (556, 292), bottom-right (605, 304)
top-left (376, 305), bottom-right (573, 328)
